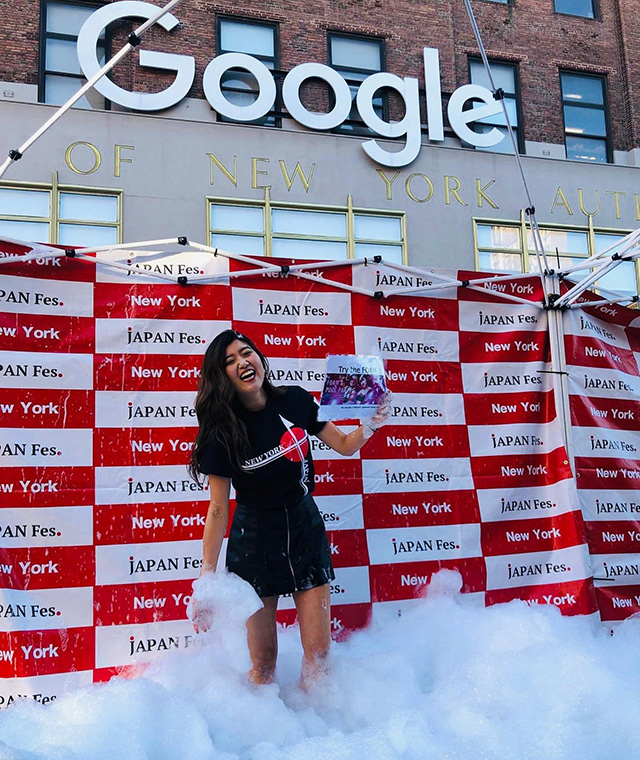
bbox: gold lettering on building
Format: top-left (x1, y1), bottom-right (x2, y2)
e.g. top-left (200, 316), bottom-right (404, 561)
top-left (476, 179), bottom-right (498, 209)
top-left (207, 153), bottom-right (238, 186)
top-left (114, 145), bottom-right (134, 178)
top-left (606, 190), bottom-right (626, 220)
top-left (444, 176), bottom-right (467, 207)
top-left (635, 194), bottom-right (640, 221)
top-left (278, 161), bottom-right (316, 192)
top-left (578, 188), bottom-right (599, 217)
top-left (252, 157), bottom-right (271, 190)
top-left (376, 169), bottom-right (401, 200)
top-left (65, 141), bottom-right (102, 175)
top-left (550, 186), bottom-right (573, 216)
top-left (405, 173), bottom-right (434, 203)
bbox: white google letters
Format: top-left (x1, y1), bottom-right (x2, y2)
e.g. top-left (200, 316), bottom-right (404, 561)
top-left (77, 1), bottom-right (504, 167)
top-left (77, 1), bottom-right (195, 111)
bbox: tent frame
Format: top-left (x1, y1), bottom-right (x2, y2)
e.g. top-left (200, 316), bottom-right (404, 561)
top-left (2, 232), bottom-right (638, 478)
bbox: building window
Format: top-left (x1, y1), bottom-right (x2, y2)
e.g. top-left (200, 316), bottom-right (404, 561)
top-left (481, 0), bottom-right (511, 4)
top-left (216, 17), bottom-right (278, 125)
top-left (0, 181), bottom-right (122, 246)
top-left (476, 223), bottom-right (524, 272)
top-left (474, 220), bottom-right (639, 297)
top-left (592, 233), bottom-right (638, 297)
top-left (561, 72), bottom-right (610, 163)
top-left (328, 33), bottom-right (385, 134)
top-left (468, 59), bottom-right (522, 153)
top-left (209, 199), bottom-right (405, 264)
top-left (554, 0), bottom-right (596, 19)
top-left (40, 1), bottom-right (108, 108)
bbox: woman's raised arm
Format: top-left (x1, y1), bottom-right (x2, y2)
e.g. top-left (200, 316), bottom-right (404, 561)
top-left (316, 391), bottom-right (393, 457)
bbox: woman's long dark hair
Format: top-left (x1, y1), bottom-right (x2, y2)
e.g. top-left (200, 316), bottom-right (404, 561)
top-left (189, 330), bottom-right (281, 481)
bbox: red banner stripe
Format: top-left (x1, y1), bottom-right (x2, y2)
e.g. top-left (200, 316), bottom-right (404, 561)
top-left (0, 467), bottom-right (94, 508)
top-left (0, 546), bottom-right (94, 590)
top-left (457, 271), bottom-right (545, 303)
top-left (486, 578), bottom-right (598, 616)
top-left (94, 579), bottom-right (195, 626)
top-left (363, 490), bottom-right (480, 529)
top-left (565, 334), bottom-right (639, 375)
top-left (369, 557), bottom-right (486, 601)
top-left (93, 663), bottom-right (146, 683)
top-left (0, 313), bottom-right (94, 352)
top-left (312, 459), bottom-right (362, 496)
top-left (230, 256), bottom-right (354, 291)
top-left (482, 510), bottom-right (586, 556)
top-left (94, 354), bottom-right (203, 391)
top-left (351, 293), bottom-right (459, 331)
top-left (570, 394), bottom-right (640, 431)
top-left (0, 251), bottom-right (95, 282)
top-left (464, 390), bottom-right (557, 426)
top-left (94, 502), bottom-right (212, 546)
top-left (595, 584), bottom-right (640, 621)
top-left (459, 330), bottom-right (550, 364)
top-left (575, 456), bottom-right (640, 490)
top-left (277, 602), bottom-right (371, 640)
top-left (361, 425), bottom-right (470, 460)
top-left (0, 389), bottom-right (93, 429)
top-left (0, 627), bottom-right (94, 677)
top-left (234, 321), bottom-right (355, 358)
top-left (383, 359), bottom-right (463, 394)
top-left (94, 283), bottom-right (232, 321)
top-left (95, 428), bottom-right (195, 468)
top-left (471, 448), bottom-right (573, 490)
top-left (585, 520), bottom-right (640, 554)
top-left (326, 529), bottom-right (370, 568)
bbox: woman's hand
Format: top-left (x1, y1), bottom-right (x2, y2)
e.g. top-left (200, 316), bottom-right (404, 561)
top-left (363, 390), bottom-right (394, 440)
top-left (193, 475), bottom-right (231, 634)
top-left (191, 596), bottom-right (214, 634)
top-left (190, 567), bottom-right (216, 633)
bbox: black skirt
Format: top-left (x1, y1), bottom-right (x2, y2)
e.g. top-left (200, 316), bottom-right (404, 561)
top-left (226, 494), bottom-right (335, 598)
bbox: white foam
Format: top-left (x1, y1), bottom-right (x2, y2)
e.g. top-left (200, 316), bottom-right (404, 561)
top-left (2, 570), bottom-right (640, 760)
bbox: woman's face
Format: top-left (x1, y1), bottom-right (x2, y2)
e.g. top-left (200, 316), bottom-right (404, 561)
top-left (223, 339), bottom-right (265, 402)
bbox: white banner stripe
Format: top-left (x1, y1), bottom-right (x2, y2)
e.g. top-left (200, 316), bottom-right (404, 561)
top-left (354, 325), bottom-right (459, 362)
top-left (0, 275), bottom-right (93, 316)
top-left (0, 429), bottom-right (93, 467)
top-left (0, 351), bottom-right (93, 390)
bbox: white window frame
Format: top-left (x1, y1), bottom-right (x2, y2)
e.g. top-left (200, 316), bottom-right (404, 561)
top-left (0, 175), bottom-right (123, 246)
top-left (207, 195), bottom-right (407, 264)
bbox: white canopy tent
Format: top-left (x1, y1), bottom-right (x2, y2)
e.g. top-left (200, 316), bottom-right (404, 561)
top-left (2, 230), bottom-right (639, 472)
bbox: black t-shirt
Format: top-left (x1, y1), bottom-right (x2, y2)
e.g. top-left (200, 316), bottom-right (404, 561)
top-left (198, 385), bottom-right (327, 510)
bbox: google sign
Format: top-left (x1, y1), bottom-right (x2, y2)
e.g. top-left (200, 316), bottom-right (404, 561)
top-left (78, 1), bottom-right (505, 167)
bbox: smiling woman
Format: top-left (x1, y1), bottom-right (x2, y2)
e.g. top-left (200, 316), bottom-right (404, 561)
top-left (188, 329), bottom-right (391, 688)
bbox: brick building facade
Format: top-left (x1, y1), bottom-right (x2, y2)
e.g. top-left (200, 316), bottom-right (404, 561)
top-left (0, 0), bottom-right (639, 294)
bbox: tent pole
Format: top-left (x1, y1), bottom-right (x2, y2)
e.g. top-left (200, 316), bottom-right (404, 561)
top-left (546, 274), bottom-right (575, 473)
top-left (0, 0), bottom-right (184, 180)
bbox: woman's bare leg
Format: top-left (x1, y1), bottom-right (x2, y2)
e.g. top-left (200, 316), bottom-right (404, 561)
top-left (246, 595), bottom-right (279, 685)
top-left (293, 584), bottom-right (331, 690)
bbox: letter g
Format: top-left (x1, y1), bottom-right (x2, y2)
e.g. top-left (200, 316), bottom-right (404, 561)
top-left (77, 1), bottom-right (195, 111)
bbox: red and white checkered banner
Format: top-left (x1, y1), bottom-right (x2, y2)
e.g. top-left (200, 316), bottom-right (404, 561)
top-left (562, 290), bottom-right (640, 627)
top-left (2, 238), bottom-right (638, 705)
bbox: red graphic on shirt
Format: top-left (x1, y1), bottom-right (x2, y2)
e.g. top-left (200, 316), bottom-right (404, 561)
top-left (280, 426), bottom-right (309, 462)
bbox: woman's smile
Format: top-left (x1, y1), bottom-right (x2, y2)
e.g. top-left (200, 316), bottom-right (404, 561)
top-left (225, 339), bottom-right (266, 406)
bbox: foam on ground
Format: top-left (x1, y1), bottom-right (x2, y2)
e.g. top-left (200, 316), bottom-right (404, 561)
top-left (1, 570), bottom-right (639, 760)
